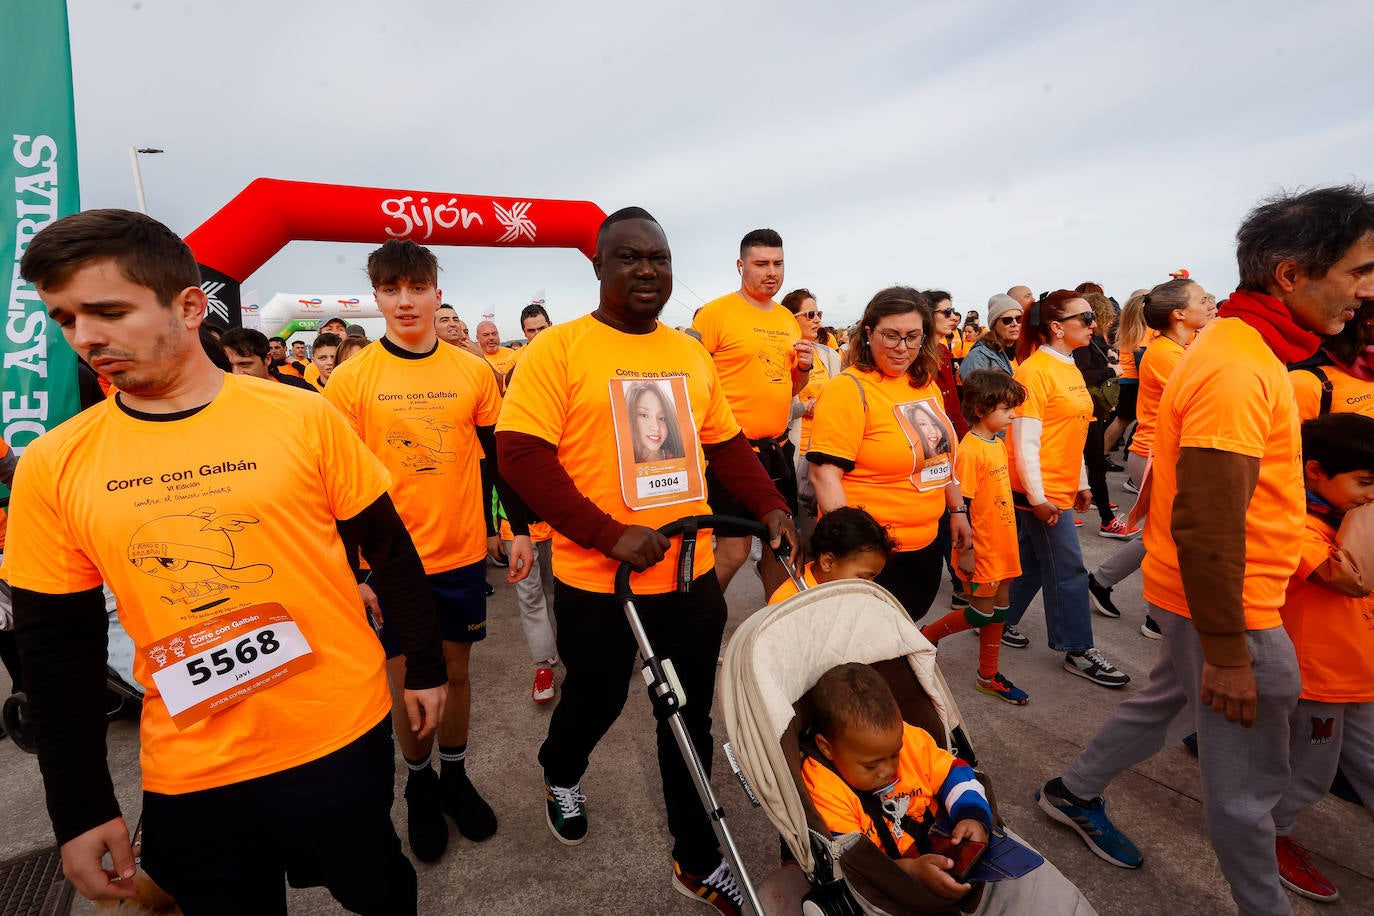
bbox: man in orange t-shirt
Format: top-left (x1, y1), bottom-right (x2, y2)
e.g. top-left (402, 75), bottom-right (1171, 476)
top-left (9, 210), bottom-right (445, 914)
top-left (327, 239), bottom-right (533, 864)
top-left (1039, 186), bottom-right (1374, 916)
top-left (498, 208), bottom-right (796, 912)
top-left (690, 229), bottom-right (813, 597)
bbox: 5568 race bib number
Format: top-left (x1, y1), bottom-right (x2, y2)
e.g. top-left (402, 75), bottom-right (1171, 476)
top-left (141, 604), bottom-right (316, 730)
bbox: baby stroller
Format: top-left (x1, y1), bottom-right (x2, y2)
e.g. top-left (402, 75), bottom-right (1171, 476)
top-left (3, 586), bottom-right (143, 754)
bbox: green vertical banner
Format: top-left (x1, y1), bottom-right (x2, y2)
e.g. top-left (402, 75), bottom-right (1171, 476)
top-left (1, 0), bottom-right (81, 463)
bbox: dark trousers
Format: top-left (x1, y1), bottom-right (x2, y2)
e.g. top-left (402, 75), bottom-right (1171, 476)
top-left (1083, 419), bottom-right (1114, 525)
top-left (873, 539), bottom-right (944, 625)
top-left (141, 718), bottom-right (415, 916)
top-left (540, 572), bottom-right (727, 873)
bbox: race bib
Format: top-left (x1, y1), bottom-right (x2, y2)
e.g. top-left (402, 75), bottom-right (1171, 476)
top-left (894, 398), bottom-right (957, 492)
top-left (609, 375), bottom-right (705, 510)
top-left (141, 603), bottom-right (315, 729)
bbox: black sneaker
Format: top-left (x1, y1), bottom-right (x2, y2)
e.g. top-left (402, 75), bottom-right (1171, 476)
top-left (1140, 615), bottom-right (1162, 640)
top-left (442, 769), bottom-right (498, 841)
top-left (1000, 624), bottom-right (1030, 648)
top-left (491, 549), bottom-right (509, 568)
top-left (1103, 457), bottom-right (1125, 473)
top-left (544, 780), bottom-right (588, 845)
top-left (1064, 648), bottom-right (1130, 688)
top-left (1087, 574), bottom-right (1121, 618)
top-left (673, 858), bottom-right (744, 915)
top-left (404, 768), bottom-right (449, 862)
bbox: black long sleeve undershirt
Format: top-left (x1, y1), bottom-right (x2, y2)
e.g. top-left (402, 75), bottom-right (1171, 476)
top-left (336, 494), bottom-right (446, 690)
top-left (14, 585), bottom-right (122, 845)
top-left (476, 423), bottom-right (530, 538)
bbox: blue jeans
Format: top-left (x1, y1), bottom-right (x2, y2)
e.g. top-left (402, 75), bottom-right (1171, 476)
top-left (1006, 506), bottom-right (1095, 652)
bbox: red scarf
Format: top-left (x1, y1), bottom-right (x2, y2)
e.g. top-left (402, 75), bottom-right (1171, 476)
top-left (1217, 290), bottom-right (1321, 363)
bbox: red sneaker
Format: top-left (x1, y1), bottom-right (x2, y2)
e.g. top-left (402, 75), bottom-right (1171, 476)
top-left (1276, 835), bottom-right (1339, 902)
top-left (1098, 517), bottom-right (1142, 540)
top-left (532, 666), bottom-right (555, 703)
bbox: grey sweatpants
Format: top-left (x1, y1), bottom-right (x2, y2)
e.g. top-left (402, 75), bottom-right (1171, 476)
top-left (1062, 607), bottom-right (1301, 916)
top-left (1273, 698), bottom-right (1374, 834)
top-left (505, 538), bottom-right (556, 666)
top-left (1094, 452), bottom-right (1147, 588)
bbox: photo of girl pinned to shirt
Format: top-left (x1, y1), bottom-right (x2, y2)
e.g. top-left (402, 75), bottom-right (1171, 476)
top-left (904, 402), bottom-right (954, 460)
top-left (626, 381), bottom-right (686, 463)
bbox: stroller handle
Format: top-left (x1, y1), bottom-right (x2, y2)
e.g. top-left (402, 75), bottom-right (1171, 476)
top-left (613, 514), bottom-right (770, 602)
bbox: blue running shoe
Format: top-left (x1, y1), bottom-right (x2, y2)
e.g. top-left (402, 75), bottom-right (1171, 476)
top-left (976, 672), bottom-right (1029, 706)
top-left (1036, 777), bottom-right (1143, 868)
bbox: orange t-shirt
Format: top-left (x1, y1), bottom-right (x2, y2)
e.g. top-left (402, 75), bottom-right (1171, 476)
top-left (767, 565), bottom-right (820, 604)
top-left (797, 357), bottom-right (833, 455)
top-left (954, 433), bottom-right (1020, 584)
top-left (1008, 348), bottom-right (1091, 506)
top-left (3, 375), bottom-right (392, 794)
top-left (1289, 363), bottom-right (1374, 421)
top-left (501, 517), bottom-right (552, 543)
top-left (1281, 513), bottom-right (1374, 702)
top-left (325, 338), bottom-right (501, 575)
top-left (801, 723), bottom-right (956, 857)
top-left (484, 346), bottom-right (519, 380)
top-left (1130, 336), bottom-right (1187, 460)
top-left (1142, 318), bottom-right (1301, 629)
top-left (498, 315), bottom-right (740, 594)
top-left (809, 369), bottom-right (956, 552)
top-left (691, 293), bottom-right (800, 439)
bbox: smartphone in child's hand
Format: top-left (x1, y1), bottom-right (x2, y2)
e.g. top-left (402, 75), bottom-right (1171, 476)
top-left (930, 833), bottom-right (988, 882)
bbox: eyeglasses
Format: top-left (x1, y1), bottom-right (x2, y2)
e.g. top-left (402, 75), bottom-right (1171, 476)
top-left (933, 308), bottom-right (956, 318)
top-left (1061, 311), bottom-right (1097, 325)
top-left (874, 329), bottom-right (925, 349)
top-left (997, 315), bottom-right (1022, 326)
top-left (800, 310), bottom-right (823, 320)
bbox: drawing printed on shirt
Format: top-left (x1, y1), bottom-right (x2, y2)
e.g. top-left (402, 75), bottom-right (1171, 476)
top-left (127, 507), bottom-right (274, 611)
top-left (756, 345), bottom-right (790, 383)
top-left (387, 416), bottom-right (456, 471)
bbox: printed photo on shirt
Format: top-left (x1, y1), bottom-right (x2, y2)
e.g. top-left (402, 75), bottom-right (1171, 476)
top-left (895, 399), bottom-right (957, 492)
top-left (609, 376), bottom-right (704, 510)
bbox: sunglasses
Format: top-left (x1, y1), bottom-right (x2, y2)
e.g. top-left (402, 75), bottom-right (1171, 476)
top-left (1060, 311), bottom-right (1097, 326)
top-left (997, 315), bottom-right (1022, 326)
top-left (933, 308), bottom-right (956, 318)
top-left (800, 309), bottom-right (823, 320)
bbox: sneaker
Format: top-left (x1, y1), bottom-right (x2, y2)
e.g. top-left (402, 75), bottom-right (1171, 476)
top-left (950, 591), bottom-right (970, 611)
top-left (441, 769), bottom-right (498, 841)
top-left (1140, 615), bottom-right (1162, 640)
top-left (544, 780), bottom-right (588, 845)
top-left (491, 548), bottom-right (509, 568)
top-left (404, 768), bottom-right (449, 862)
top-left (673, 858), bottom-right (744, 916)
top-left (1099, 517), bottom-right (1142, 540)
top-left (1064, 648), bottom-right (1130, 688)
top-left (1276, 836), bottom-right (1339, 902)
top-left (1000, 624), bottom-right (1030, 649)
top-left (1036, 777), bottom-right (1144, 869)
top-left (532, 666), bottom-right (556, 703)
top-left (1073, 517), bottom-right (1083, 528)
top-left (976, 672), bottom-right (1029, 705)
top-left (484, 580), bottom-right (495, 597)
top-left (1123, 478), bottom-right (1140, 495)
top-left (1087, 574), bottom-right (1121, 618)
top-left (1103, 457), bottom-right (1125, 473)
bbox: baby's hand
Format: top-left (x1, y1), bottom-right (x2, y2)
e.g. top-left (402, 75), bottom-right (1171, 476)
top-left (896, 854), bottom-right (971, 900)
top-left (952, 818), bottom-right (989, 846)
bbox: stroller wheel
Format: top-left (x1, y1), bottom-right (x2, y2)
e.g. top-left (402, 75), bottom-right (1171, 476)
top-left (2, 692), bottom-right (37, 754)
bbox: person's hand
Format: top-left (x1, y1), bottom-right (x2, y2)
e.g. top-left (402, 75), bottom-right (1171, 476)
top-left (1073, 488), bottom-right (1093, 513)
top-left (506, 535), bottom-right (534, 584)
top-left (1031, 501), bottom-right (1061, 525)
top-left (60, 817), bottom-right (138, 902)
top-left (486, 535), bottom-right (504, 562)
top-left (1201, 660), bottom-right (1258, 727)
top-left (895, 854), bottom-right (971, 900)
top-left (793, 338), bottom-right (815, 371)
top-left (948, 511), bottom-right (972, 550)
top-left (403, 685), bottom-right (448, 739)
top-left (762, 509), bottom-right (802, 569)
top-left (951, 818), bottom-right (989, 846)
top-left (802, 397), bottom-right (817, 419)
top-left (957, 548), bottom-right (976, 576)
top-left (609, 525), bottom-right (671, 572)
top-left (358, 581), bottom-right (381, 627)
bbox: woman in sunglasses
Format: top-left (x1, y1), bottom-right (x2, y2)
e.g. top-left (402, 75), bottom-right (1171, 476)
top-left (809, 287), bottom-right (970, 623)
top-left (957, 294), bottom-right (1023, 379)
top-left (1000, 290), bottom-right (1131, 689)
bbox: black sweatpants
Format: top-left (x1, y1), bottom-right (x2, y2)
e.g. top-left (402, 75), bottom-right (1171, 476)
top-left (1083, 419), bottom-right (1114, 525)
top-left (873, 539), bottom-right (944, 626)
top-left (540, 571), bottom-right (727, 874)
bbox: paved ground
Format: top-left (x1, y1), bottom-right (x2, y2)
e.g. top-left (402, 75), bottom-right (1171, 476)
top-left (1, 472), bottom-right (1371, 914)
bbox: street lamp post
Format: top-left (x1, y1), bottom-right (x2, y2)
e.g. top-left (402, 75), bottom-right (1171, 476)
top-left (128, 146), bottom-right (163, 214)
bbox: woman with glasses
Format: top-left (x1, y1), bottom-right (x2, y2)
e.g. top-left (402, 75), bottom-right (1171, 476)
top-left (809, 287), bottom-right (971, 623)
top-left (958, 294), bottom-right (1023, 378)
top-left (1000, 290), bottom-right (1131, 689)
top-left (784, 288), bottom-right (844, 555)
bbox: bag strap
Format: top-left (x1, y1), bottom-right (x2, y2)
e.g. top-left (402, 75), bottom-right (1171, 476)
top-left (1302, 366), bottom-right (1333, 416)
top-left (844, 372), bottom-right (868, 413)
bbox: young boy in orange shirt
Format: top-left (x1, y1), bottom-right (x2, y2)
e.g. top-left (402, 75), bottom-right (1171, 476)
top-left (1270, 413), bottom-right (1374, 903)
top-left (921, 371), bottom-right (1029, 705)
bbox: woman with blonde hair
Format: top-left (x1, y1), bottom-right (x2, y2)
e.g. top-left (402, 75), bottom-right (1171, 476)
top-left (1102, 290), bottom-right (1149, 467)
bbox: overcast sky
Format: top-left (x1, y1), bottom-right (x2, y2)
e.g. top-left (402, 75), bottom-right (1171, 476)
top-left (65, 0), bottom-right (1372, 330)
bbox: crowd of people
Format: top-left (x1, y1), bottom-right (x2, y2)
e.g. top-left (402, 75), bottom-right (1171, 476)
top-left (1, 183), bottom-right (1372, 916)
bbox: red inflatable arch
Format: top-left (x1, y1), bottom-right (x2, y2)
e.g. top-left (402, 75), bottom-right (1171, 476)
top-left (185, 178), bottom-right (607, 326)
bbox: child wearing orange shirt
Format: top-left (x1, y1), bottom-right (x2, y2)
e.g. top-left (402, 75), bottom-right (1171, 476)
top-left (1270, 413), bottom-right (1374, 903)
top-left (921, 371), bottom-right (1029, 705)
top-left (767, 507), bottom-right (893, 604)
